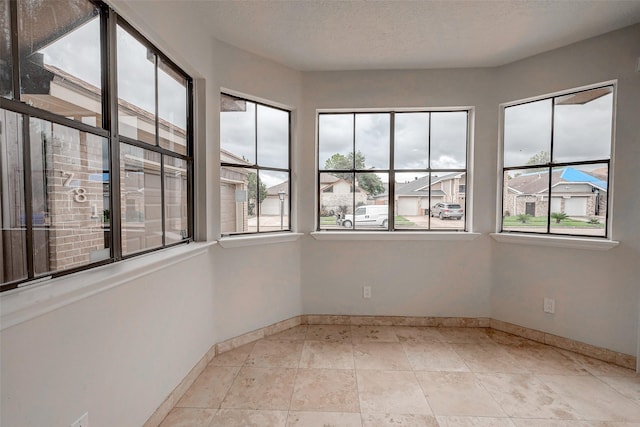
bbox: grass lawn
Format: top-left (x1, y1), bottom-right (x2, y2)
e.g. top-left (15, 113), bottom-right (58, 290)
top-left (502, 215), bottom-right (604, 228)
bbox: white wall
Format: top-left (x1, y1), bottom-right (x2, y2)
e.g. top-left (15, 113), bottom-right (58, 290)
top-left (491, 24), bottom-right (640, 356)
top-left (0, 2), bottom-right (304, 427)
top-left (299, 69), bottom-right (498, 318)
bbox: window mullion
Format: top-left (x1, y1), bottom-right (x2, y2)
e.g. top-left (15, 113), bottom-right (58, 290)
top-left (107, 9), bottom-right (122, 260)
top-left (20, 114), bottom-right (34, 279)
top-left (388, 112), bottom-right (395, 230)
top-left (9, 0), bottom-right (19, 99)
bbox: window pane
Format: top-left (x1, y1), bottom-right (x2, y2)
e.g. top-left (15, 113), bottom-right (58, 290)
top-left (1, 0), bottom-right (12, 98)
top-left (164, 156), bottom-right (188, 244)
top-left (319, 172), bottom-right (347, 230)
top-left (220, 95), bottom-right (255, 164)
top-left (120, 144), bottom-right (162, 255)
top-left (258, 170), bottom-right (289, 232)
top-left (220, 165), bottom-right (252, 235)
top-left (158, 59), bottom-right (187, 155)
top-left (257, 105), bottom-right (288, 169)
top-left (355, 113), bottom-right (389, 169)
top-left (29, 117), bottom-right (110, 275)
top-left (549, 164), bottom-right (607, 237)
top-left (394, 113), bottom-right (428, 169)
top-left (0, 110), bottom-right (27, 283)
top-left (353, 173), bottom-right (388, 230)
top-left (323, 172), bottom-right (357, 230)
top-left (429, 172), bottom-right (465, 230)
top-left (504, 99), bottom-right (552, 167)
top-left (431, 111), bottom-right (467, 169)
top-left (319, 114), bottom-right (353, 170)
top-left (395, 172), bottom-right (430, 230)
top-left (553, 87), bottom-right (612, 163)
top-left (117, 25), bottom-right (156, 144)
top-left (502, 168), bottom-right (549, 233)
top-left (18, 0), bottom-right (102, 126)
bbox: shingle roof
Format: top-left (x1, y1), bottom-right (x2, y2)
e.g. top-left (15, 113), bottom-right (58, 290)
top-left (507, 167), bottom-right (607, 194)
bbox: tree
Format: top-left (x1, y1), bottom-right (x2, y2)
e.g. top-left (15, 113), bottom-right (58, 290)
top-left (324, 151), bottom-right (384, 196)
top-left (526, 150), bottom-right (550, 166)
top-left (247, 172), bottom-right (267, 216)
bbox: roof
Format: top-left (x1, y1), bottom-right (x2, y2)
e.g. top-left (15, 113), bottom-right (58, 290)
top-left (266, 181), bottom-right (288, 196)
top-left (394, 172), bottom-right (464, 196)
top-left (507, 167), bottom-right (607, 194)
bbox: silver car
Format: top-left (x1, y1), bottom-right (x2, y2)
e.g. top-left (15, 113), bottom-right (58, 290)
top-left (430, 203), bottom-right (463, 220)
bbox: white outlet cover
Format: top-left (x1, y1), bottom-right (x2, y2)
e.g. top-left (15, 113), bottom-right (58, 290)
top-left (543, 298), bottom-right (555, 314)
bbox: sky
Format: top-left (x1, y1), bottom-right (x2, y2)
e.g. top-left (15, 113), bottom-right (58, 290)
top-left (504, 91), bottom-right (612, 167)
top-left (220, 101), bottom-right (290, 188)
top-left (318, 111), bottom-right (468, 173)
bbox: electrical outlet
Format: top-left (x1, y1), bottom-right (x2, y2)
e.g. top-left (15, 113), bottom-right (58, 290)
top-left (70, 412), bottom-right (89, 427)
top-left (543, 297), bottom-right (555, 314)
top-left (363, 286), bottom-right (372, 299)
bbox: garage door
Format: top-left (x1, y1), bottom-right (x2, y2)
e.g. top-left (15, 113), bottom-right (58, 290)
top-left (397, 197), bottom-right (418, 216)
top-left (551, 198), bottom-right (561, 213)
top-left (565, 197), bottom-right (587, 216)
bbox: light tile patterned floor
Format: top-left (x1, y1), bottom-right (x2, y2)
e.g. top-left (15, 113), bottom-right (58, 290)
top-left (159, 326), bottom-right (640, 427)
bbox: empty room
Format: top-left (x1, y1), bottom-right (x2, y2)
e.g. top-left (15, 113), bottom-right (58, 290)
top-left (1, 0), bottom-right (639, 426)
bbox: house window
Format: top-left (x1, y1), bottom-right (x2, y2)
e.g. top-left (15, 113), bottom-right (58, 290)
top-left (220, 93), bottom-right (290, 235)
top-left (501, 84), bottom-right (613, 238)
top-left (317, 110), bottom-right (469, 231)
top-left (0, 0), bottom-right (193, 292)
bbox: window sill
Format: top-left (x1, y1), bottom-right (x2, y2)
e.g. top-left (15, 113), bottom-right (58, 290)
top-left (0, 241), bottom-right (217, 331)
top-left (218, 232), bottom-right (303, 248)
top-left (310, 231), bottom-right (481, 241)
top-left (490, 233), bottom-right (619, 251)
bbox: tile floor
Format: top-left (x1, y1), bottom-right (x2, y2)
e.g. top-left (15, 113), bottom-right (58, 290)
top-left (158, 325), bottom-right (640, 426)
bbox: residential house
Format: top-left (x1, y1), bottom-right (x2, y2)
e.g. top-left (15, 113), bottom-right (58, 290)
top-left (504, 167), bottom-right (607, 218)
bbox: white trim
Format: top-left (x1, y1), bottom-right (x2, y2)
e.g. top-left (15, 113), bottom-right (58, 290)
top-left (0, 241), bottom-right (217, 331)
top-left (218, 232), bottom-right (303, 248)
top-left (311, 231), bottom-right (480, 241)
top-left (490, 233), bottom-right (618, 251)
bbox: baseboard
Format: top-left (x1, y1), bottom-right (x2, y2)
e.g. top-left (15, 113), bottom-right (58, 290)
top-left (144, 314), bottom-right (637, 426)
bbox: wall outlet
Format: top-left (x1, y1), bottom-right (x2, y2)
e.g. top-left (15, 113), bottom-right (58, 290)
top-left (543, 297), bottom-right (555, 314)
top-left (363, 286), bottom-right (372, 299)
top-left (70, 412), bottom-right (89, 427)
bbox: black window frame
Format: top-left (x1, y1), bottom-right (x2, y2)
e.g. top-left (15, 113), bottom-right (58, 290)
top-left (219, 92), bottom-right (292, 236)
top-left (499, 83), bottom-right (614, 239)
top-left (0, 0), bottom-right (194, 292)
top-left (316, 110), bottom-right (470, 232)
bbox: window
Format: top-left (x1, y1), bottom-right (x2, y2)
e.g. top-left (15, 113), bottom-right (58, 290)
top-left (0, 0), bottom-right (192, 292)
top-left (317, 110), bottom-right (469, 231)
top-left (220, 94), bottom-right (290, 235)
top-left (501, 85), bottom-right (613, 238)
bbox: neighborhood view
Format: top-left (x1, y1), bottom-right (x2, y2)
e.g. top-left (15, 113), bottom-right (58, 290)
top-left (318, 111), bottom-right (469, 231)
top-left (501, 85), bottom-right (613, 237)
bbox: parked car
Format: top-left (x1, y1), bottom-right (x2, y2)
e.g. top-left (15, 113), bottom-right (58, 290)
top-left (338, 205), bottom-right (388, 228)
top-left (430, 203), bottom-right (463, 220)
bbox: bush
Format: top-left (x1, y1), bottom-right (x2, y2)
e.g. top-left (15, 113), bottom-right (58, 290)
top-left (516, 214), bottom-right (531, 223)
top-left (551, 212), bottom-right (569, 223)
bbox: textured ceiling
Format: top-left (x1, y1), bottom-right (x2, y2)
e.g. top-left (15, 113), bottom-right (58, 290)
top-left (188, 0), bottom-right (640, 71)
